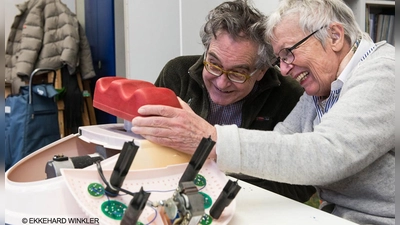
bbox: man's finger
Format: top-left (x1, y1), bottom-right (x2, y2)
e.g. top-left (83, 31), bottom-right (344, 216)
top-left (177, 97), bottom-right (194, 112)
top-left (138, 104), bottom-right (178, 117)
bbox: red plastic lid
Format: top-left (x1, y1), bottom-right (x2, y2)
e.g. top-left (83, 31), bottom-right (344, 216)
top-left (93, 77), bottom-right (181, 121)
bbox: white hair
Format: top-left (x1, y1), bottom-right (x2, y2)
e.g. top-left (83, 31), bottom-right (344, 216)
top-left (265, 0), bottom-right (371, 47)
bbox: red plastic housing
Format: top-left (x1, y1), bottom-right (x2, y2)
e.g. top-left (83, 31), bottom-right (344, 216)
top-left (93, 77), bottom-right (181, 121)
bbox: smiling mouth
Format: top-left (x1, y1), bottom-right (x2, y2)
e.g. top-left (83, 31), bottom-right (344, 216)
top-left (296, 71), bottom-right (309, 83)
top-left (216, 86), bottom-right (233, 93)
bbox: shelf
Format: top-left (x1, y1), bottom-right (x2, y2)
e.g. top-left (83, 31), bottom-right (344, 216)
top-left (366, 0), bottom-right (395, 6)
top-left (344, 0), bottom-right (394, 45)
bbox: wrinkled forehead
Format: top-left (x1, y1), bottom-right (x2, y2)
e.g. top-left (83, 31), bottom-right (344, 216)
top-left (270, 17), bottom-right (303, 53)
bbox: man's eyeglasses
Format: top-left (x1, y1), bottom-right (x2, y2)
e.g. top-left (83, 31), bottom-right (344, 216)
top-left (203, 54), bottom-right (258, 84)
top-left (273, 26), bottom-right (327, 67)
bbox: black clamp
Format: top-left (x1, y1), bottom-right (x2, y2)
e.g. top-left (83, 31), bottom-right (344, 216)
top-left (210, 179), bottom-right (241, 219)
top-left (105, 141), bottom-right (139, 197)
top-left (121, 187), bottom-right (151, 225)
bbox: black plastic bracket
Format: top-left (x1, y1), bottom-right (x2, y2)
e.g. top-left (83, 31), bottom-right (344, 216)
top-left (179, 136), bottom-right (215, 183)
top-left (105, 141), bottom-right (139, 197)
top-left (120, 187), bottom-right (151, 225)
top-left (210, 179), bottom-right (241, 219)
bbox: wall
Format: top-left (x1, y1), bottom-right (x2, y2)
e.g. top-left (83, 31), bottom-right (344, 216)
top-left (124, 0), bottom-right (279, 83)
top-left (180, 0), bottom-right (278, 56)
top-left (114, 0), bottom-right (126, 78)
top-left (124, 0), bottom-right (181, 82)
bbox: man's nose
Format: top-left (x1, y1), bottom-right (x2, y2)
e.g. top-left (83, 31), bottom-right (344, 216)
top-left (216, 72), bottom-right (232, 88)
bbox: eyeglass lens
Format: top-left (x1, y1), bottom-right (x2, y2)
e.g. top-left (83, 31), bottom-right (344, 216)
top-left (274, 26), bottom-right (326, 67)
top-left (279, 49), bottom-right (294, 64)
top-left (204, 62), bottom-right (247, 83)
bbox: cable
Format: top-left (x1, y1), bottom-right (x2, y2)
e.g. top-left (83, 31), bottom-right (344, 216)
top-left (146, 207), bottom-right (158, 225)
top-left (95, 161), bottom-right (137, 197)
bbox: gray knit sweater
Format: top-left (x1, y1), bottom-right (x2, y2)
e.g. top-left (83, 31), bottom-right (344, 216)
top-left (215, 40), bottom-right (395, 225)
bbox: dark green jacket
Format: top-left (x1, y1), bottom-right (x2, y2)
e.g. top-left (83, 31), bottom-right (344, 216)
top-left (155, 55), bottom-right (315, 202)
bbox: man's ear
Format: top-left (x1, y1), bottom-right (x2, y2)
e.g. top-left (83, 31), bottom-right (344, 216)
top-left (329, 23), bottom-right (345, 52)
top-left (256, 68), bottom-right (268, 81)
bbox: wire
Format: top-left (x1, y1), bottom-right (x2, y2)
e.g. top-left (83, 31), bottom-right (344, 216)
top-left (96, 161), bottom-right (110, 186)
top-left (198, 184), bottom-right (206, 191)
top-left (146, 207), bottom-right (158, 225)
top-left (95, 160), bottom-right (137, 197)
top-left (144, 188), bottom-right (176, 193)
top-left (172, 216), bottom-right (183, 225)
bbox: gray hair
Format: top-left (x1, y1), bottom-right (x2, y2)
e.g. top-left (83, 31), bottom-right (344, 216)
top-left (265, 0), bottom-right (371, 47)
top-left (200, 0), bottom-right (273, 69)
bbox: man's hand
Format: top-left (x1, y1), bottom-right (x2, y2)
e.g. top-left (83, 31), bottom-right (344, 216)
top-left (131, 98), bottom-right (217, 158)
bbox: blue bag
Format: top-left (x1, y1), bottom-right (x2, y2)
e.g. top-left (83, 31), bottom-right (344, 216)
top-left (5, 68), bottom-right (60, 171)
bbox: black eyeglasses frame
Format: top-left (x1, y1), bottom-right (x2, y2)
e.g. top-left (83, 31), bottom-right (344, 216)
top-left (273, 25), bottom-right (327, 67)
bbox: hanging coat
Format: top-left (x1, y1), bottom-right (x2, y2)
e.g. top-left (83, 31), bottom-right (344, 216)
top-left (5, 0), bottom-right (96, 94)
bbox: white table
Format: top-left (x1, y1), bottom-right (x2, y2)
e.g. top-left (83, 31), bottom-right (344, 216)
top-left (229, 178), bottom-right (358, 225)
